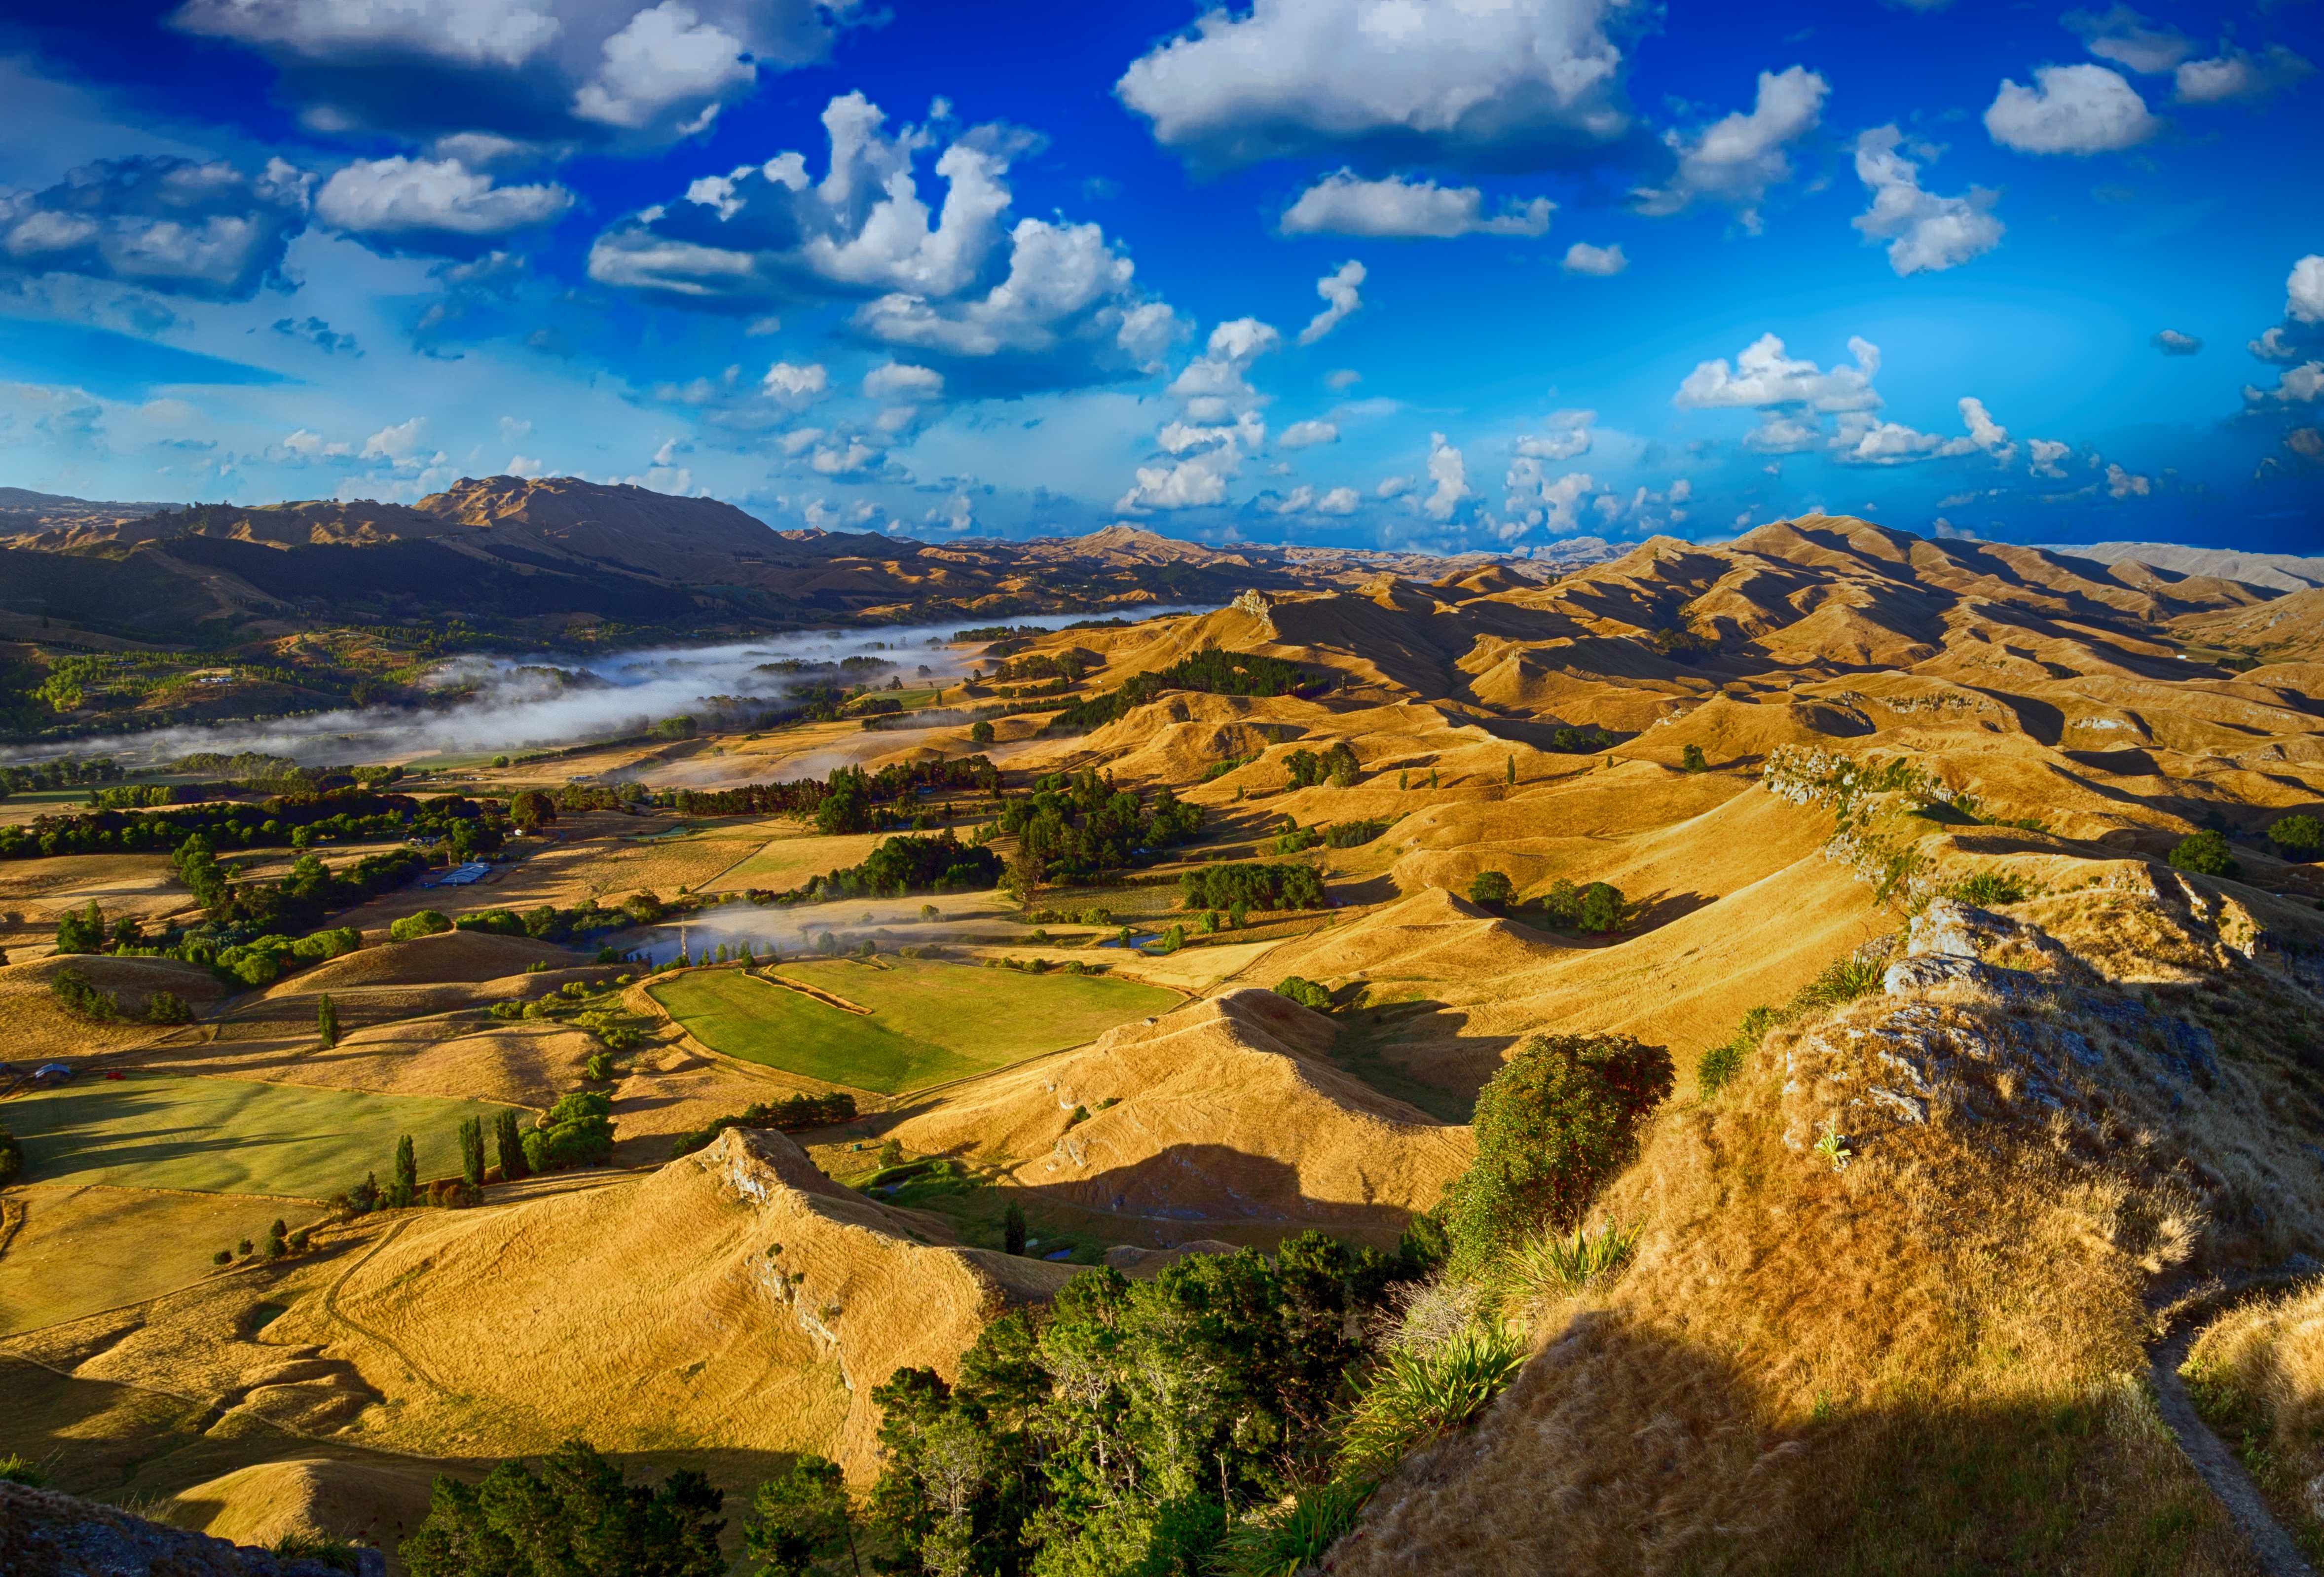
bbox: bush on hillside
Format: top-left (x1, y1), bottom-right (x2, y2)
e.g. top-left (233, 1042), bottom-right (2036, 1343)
top-left (390, 910), bottom-right (453, 941)
top-left (668, 1093), bottom-right (859, 1159)
top-left (1467, 870), bottom-right (1514, 908)
top-left (1180, 861), bottom-right (1326, 913)
top-left (1442, 1032), bottom-right (1673, 1274)
top-left (1274, 975), bottom-right (1332, 1012)
top-left (0, 1124), bottom-right (20, 1187)
top-left (49, 966), bottom-right (119, 1021)
top-left (2268, 813), bottom-right (2322, 860)
top-left (524, 1090), bottom-right (616, 1172)
top-left (2168, 829), bottom-right (2242, 880)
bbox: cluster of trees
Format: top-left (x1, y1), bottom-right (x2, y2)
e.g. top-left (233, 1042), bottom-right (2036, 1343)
top-left (0, 784), bottom-right (507, 862)
top-left (668, 1092), bottom-right (860, 1159)
top-left (451, 898), bottom-right (626, 946)
top-left (761, 831), bottom-right (1002, 908)
top-left (1274, 975), bottom-right (1333, 1011)
top-left (994, 770), bottom-right (1206, 887)
top-left (1043, 645), bottom-right (1325, 733)
top-left (992, 651), bottom-right (1088, 685)
top-left (1284, 742), bottom-right (1362, 789)
top-left (854, 1233), bottom-right (1405, 1575)
top-left (659, 756), bottom-right (1000, 829)
top-left (1465, 872), bottom-right (1627, 933)
top-left (2270, 814), bottom-right (2322, 861)
top-left (1549, 725), bottom-right (1621, 754)
top-left (173, 834), bottom-right (428, 935)
top-left (1180, 861), bottom-right (1328, 913)
top-left (0, 754), bottom-right (123, 797)
top-left (400, 1439), bottom-right (728, 1577)
top-left (2170, 829), bottom-right (2243, 880)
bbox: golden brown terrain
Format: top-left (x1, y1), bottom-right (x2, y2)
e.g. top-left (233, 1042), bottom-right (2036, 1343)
top-left (6, 512), bottom-right (2324, 1571)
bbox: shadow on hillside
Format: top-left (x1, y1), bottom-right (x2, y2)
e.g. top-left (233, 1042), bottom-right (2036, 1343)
top-left (1372, 1309), bottom-right (2246, 1575)
top-left (1036, 1143), bottom-right (1433, 1234)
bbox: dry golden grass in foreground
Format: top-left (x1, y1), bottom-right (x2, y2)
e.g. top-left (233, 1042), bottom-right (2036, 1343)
top-left (1329, 875), bottom-right (2324, 1575)
top-left (2183, 1284), bottom-right (2324, 1561)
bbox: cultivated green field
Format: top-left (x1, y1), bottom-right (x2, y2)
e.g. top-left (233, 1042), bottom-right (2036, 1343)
top-left (2, 1075), bottom-right (523, 1198)
top-left (651, 959), bottom-right (1180, 1093)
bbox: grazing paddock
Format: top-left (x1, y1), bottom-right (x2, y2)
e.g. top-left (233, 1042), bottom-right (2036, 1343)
top-left (649, 958), bottom-right (1180, 1094)
top-left (2, 1074), bottom-right (523, 1199)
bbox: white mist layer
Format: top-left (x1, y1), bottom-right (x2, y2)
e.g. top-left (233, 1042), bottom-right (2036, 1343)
top-left (5, 608), bottom-right (1210, 771)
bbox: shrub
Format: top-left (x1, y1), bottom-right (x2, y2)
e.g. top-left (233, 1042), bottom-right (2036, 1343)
top-left (1442, 1032), bottom-right (1673, 1273)
top-left (1336, 1322), bottom-right (1526, 1475)
top-left (269, 1531), bottom-right (361, 1573)
top-left (1499, 1219), bottom-right (1642, 1302)
top-left (1946, 868), bottom-right (2029, 907)
top-left (1215, 1479), bottom-right (1372, 1577)
top-left (1576, 880), bottom-right (1626, 933)
top-left (390, 910), bottom-right (453, 941)
top-left (49, 966), bottom-right (119, 1021)
top-left (1794, 956), bottom-right (1886, 1012)
top-left (1696, 1005), bottom-right (1771, 1097)
top-left (2169, 828), bottom-right (2242, 879)
top-left (1467, 870), bottom-right (1514, 908)
top-left (0, 1124), bottom-right (20, 1187)
top-left (212, 1249), bottom-right (231, 1266)
top-left (0, 1452), bottom-right (49, 1488)
top-left (1273, 976), bottom-right (1332, 1012)
top-left (2267, 813), bottom-right (2322, 861)
top-left (1681, 743), bottom-right (1708, 772)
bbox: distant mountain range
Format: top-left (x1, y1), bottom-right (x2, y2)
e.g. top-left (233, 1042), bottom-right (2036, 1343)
top-left (0, 475), bottom-right (1621, 641)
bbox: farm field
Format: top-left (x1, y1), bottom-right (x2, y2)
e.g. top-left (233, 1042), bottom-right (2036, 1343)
top-left (650, 958), bottom-right (1180, 1093)
top-left (2, 1074), bottom-right (522, 1198)
top-left (0, 1184), bottom-right (327, 1334)
top-left (710, 829), bottom-right (886, 891)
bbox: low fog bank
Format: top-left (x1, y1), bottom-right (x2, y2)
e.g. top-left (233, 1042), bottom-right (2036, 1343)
top-left (623, 890), bottom-right (1156, 965)
top-left (3, 606), bottom-right (1210, 772)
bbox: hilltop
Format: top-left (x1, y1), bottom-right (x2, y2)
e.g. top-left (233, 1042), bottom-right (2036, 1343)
top-left (0, 475), bottom-right (1594, 641)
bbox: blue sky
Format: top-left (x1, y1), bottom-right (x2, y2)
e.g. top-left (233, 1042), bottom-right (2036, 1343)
top-left (0, 0), bottom-right (2317, 555)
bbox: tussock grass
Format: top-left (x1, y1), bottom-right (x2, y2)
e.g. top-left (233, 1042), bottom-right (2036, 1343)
top-left (1215, 1479), bottom-right (1373, 1577)
top-left (1697, 952), bottom-right (1886, 1098)
top-left (1495, 1220), bottom-right (1641, 1306)
top-left (1337, 1322), bottom-right (1525, 1477)
top-left (2182, 1279), bottom-right (2324, 1555)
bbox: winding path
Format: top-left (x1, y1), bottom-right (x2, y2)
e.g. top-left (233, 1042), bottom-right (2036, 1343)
top-left (2147, 1291), bottom-right (2316, 1577)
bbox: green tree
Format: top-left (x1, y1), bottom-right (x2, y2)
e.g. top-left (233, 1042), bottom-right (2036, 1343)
top-left (1002, 1202), bottom-right (1028, 1256)
top-left (391, 910), bottom-right (454, 941)
top-left (1506, 754), bottom-right (1516, 786)
top-left (2169, 828), bottom-right (2242, 879)
top-left (1577, 880), bottom-right (1626, 933)
top-left (1442, 1033), bottom-right (1673, 1273)
top-left (54, 899), bottom-right (105, 954)
top-left (146, 990), bottom-right (193, 1026)
top-left (392, 1133), bottom-right (418, 1208)
top-left (496, 1108), bottom-right (528, 1181)
top-left (0, 1124), bottom-right (20, 1188)
top-left (1467, 870), bottom-right (1515, 908)
top-left (745, 1454), bottom-right (858, 1577)
top-left (459, 1117), bottom-right (486, 1189)
top-left (263, 1218), bottom-right (288, 1258)
top-left (969, 719), bottom-right (996, 745)
top-left (316, 992), bottom-right (339, 1049)
top-left (509, 789), bottom-right (557, 830)
top-left (2268, 813), bottom-right (2323, 861)
top-left (1681, 743), bottom-right (1708, 772)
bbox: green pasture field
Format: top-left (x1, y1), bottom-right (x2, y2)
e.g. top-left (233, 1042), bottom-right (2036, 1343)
top-left (650, 958), bottom-right (1179, 1094)
top-left (714, 831), bottom-right (886, 890)
top-left (1, 1074), bottom-right (524, 1199)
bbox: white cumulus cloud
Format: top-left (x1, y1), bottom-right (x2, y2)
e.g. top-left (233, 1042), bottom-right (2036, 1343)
top-left (361, 416), bottom-right (427, 461)
top-left (2246, 362), bottom-right (2324, 404)
top-left (316, 156), bottom-right (571, 251)
top-left (763, 361), bottom-right (830, 400)
top-left (2105, 462), bottom-right (2151, 497)
top-left (1561, 241), bottom-right (1627, 275)
top-left (1851, 126), bottom-right (2003, 276)
top-left (2174, 45), bottom-right (2314, 105)
top-left (1279, 419), bottom-right (1340, 447)
top-left (1631, 65), bottom-right (1827, 231)
top-left (862, 362), bottom-right (944, 402)
top-left (2250, 327), bottom-right (2301, 363)
top-left (2028, 438), bottom-right (2072, 478)
top-left (1514, 409), bottom-right (1594, 461)
top-left (2289, 256), bottom-right (2324, 326)
top-left (1423, 432), bottom-right (1469, 520)
top-left (1297, 260), bottom-right (1366, 345)
top-left (2063, 6), bottom-right (2192, 74)
top-left (1985, 64), bottom-right (2159, 154)
top-left (2151, 329), bottom-right (2202, 356)
top-left (1115, 0), bottom-right (1635, 171)
top-left (1676, 333), bottom-right (1882, 413)
top-left (1282, 172), bottom-right (1551, 239)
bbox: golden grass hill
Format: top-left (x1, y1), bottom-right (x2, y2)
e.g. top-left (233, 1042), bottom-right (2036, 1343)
top-left (4, 487), bottom-right (2324, 1576)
